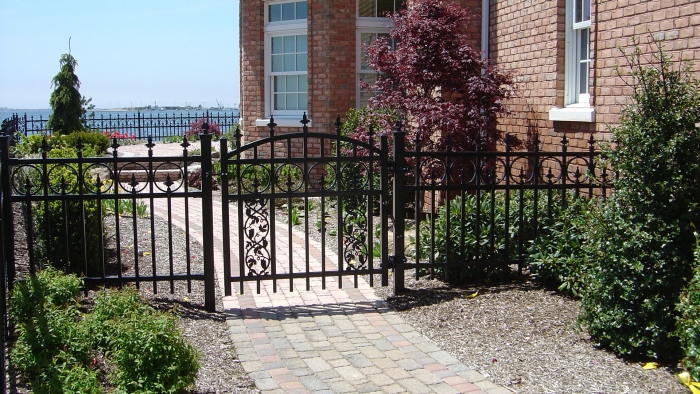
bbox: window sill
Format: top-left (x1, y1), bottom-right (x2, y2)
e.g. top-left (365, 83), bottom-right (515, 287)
top-left (255, 118), bottom-right (312, 128)
top-left (548, 106), bottom-right (596, 122)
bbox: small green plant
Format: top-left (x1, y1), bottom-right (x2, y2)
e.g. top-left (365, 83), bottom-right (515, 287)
top-left (108, 312), bottom-right (199, 393)
top-left (10, 269), bottom-right (200, 393)
top-left (103, 199), bottom-right (149, 219)
top-left (289, 205), bottom-right (301, 226)
top-left (162, 134), bottom-right (184, 143)
top-left (676, 241), bottom-right (700, 382)
top-left (8, 268), bottom-right (98, 393)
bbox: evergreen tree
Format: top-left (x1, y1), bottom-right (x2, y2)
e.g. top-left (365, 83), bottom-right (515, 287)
top-left (47, 53), bottom-right (85, 135)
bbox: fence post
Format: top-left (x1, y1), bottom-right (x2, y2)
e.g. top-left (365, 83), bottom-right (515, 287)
top-left (200, 123), bottom-right (216, 312)
top-left (137, 111), bottom-right (142, 140)
top-left (380, 133), bottom-right (389, 287)
top-left (0, 136), bottom-right (10, 392)
top-left (392, 122), bottom-right (406, 294)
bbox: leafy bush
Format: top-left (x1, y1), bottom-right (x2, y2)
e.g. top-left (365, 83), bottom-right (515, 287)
top-left (108, 312), bottom-right (199, 393)
top-left (420, 190), bottom-right (559, 281)
top-left (8, 268), bottom-right (98, 393)
top-left (676, 241), bottom-right (700, 381)
top-left (528, 197), bottom-right (592, 296)
top-left (63, 130), bottom-right (110, 155)
top-left (578, 38), bottom-right (700, 360)
top-left (9, 269), bottom-right (200, 393)
top-left (84, 286), bottom-right (199, 393)
top-left (32, 147), bottom-right (105, 276)
top-left (14, 130), bottom-right (108, 157)
top-left (84, 287), bottom-right (151, 348)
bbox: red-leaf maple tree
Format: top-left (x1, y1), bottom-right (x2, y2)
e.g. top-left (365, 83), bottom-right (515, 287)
top-left (360, 0), bottom-right (518, 152)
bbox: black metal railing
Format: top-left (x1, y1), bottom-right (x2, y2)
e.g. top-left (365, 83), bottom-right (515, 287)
top-left (0, 116), bottom-right (613, 391)
top-left (391, 130), bottom-right (611, 291)
top-left (4, 111), bottom-right (240, 141)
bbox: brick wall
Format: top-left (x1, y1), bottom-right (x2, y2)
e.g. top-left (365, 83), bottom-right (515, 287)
top-left (489, 0), bottom-right (700, 152)
top-left (595, 0), bottom-right (700, 127)
top-left (239, 0), bottom-right (357, 157)
top-left (239, 0), bottom-right (265, 147)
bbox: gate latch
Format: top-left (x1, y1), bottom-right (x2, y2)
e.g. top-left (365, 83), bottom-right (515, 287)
top-left (383, 255), bottom-right (406, 269)
top-left (387, 161), bottom-right (410, 174)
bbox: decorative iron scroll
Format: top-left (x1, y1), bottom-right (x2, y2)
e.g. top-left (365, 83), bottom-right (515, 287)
top-left (342, 195), bottom-right (368, 271)
top-left (243, 197), bottom-right (271, 276)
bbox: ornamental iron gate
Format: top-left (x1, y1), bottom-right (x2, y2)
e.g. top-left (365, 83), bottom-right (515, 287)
top-left (219, 116), bottom-right (391, 295)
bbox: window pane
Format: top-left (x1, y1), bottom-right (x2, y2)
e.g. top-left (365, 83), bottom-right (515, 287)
top-left (272, 37), bottom-right (283, 54)
top-left (583, 0), bottom-right (591, 21)
top-left (377, 0), bottom-right (394, 16)
top-left (299, 93), bottom-right (308, 110)
top-left (299, 75), bottom-right (308, 91)
top-left (359, 0), bottom-right (375, 17)
top-left (282, 3), bottom-right (295, 21)
top-left (287, 93), bottom-right (298, 110)
top-left (396, 0), bottom-right (406, 10)
top-left (269, 4), bottom-right (281, 22)
top-left (575, 0), bottom-right (582, 23)
top-left (272, 55), bottom-right (283, 72)
top-left (284, 54), bottom-right (296, 71)
top-left (296, 1), bottom-right (307, 19)
top-left (296, 35), bottom-right (307, 53)
top-left (274, 76), bottom-right (286, 93)
top-left (579, 29), bottom-right (589, 61)
top-left (579, 63), bottom-right (589, 95)
top-left (287, 75), bottom-right (299, 92)
top-left (296, 54), bottom-right (307, 71)
top-left (274, 94), bottom-right (285, 110)
top-left (284, 36), bottom-right (296, 53)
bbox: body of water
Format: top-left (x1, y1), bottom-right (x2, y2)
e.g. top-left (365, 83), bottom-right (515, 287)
top-left (0, 108), bottom-right (240, 122)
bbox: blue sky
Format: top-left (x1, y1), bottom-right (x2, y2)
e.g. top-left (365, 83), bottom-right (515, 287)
top-left (0, 0), bottom-right (240, 109)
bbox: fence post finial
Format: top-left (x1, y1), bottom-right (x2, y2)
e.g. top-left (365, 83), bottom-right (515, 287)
top-left (301, 112), bottom-right (310, 133)
top-left (334, 115), bottom-right (342, 136)
top-left (268, 116), bottom-right (277, 137)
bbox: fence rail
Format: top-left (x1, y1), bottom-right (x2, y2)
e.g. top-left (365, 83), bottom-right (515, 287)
top-left (3, 111), bottom-right (240, 141)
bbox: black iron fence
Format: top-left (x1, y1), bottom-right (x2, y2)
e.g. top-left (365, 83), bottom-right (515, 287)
top-left (391, 130), bottom-right (612, 291)
top-left (4, 111), bottom-right (240, 141)
top-left (0, 117), bottom-right (612, 390)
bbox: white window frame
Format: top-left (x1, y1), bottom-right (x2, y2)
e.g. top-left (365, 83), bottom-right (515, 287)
top-left (549, 0), bottom-right (595, 122)
top-left (257, 1), bottom-right (310, 127)
top-left (356, 1), bottom-right (399, 107)
top-left (356, 29), bottom-right (394, 107)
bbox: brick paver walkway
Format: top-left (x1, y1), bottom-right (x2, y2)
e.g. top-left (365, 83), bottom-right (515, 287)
top-left (116, 142), bottom-right (510, 394)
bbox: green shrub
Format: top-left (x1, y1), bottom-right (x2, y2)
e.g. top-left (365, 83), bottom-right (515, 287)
top-left (32, 147), bottom-right (105, 276)
top-left (8, 269), bottom-right (96, 393)
top-left (578, 38), bottom-right (700, 360)
top-left (528, 197), bottom-right (592, 297)
top-left (84, 287), bottom-right (151, 349)
top-left (14, 130), bottom-right (107, 157)
top-left (677, 242), bottom-right (700, 381)
top-left (63, 130), bottom-right (110, 155)
top-left (9, 270), bottom-right (200, 393)
top-left (108, 312), bottom-right (199, 393)
top-left (420, 190), bottom-right (559, 281)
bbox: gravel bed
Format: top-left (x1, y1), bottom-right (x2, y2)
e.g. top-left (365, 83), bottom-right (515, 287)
top-left (289, 199), bottom-right (688, 394)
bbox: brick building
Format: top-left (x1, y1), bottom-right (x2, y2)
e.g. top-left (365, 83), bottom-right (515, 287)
top-left (239, 0), bottom-right (700, 152)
